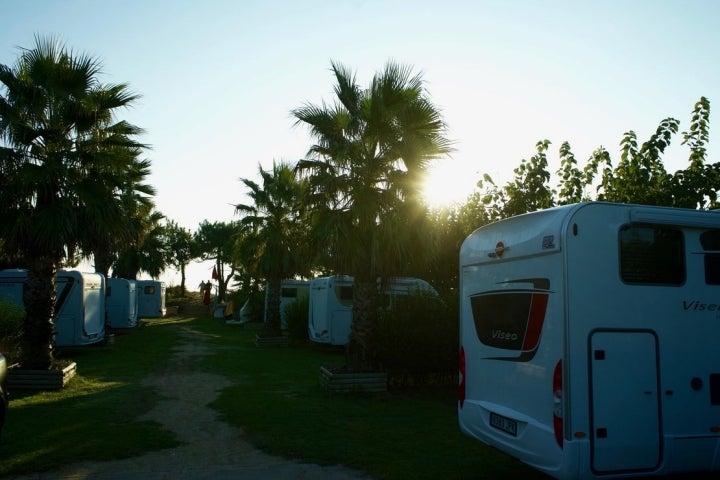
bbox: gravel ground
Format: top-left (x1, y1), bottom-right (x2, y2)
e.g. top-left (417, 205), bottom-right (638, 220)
top-left (9, 327), bottom-right (374, 480)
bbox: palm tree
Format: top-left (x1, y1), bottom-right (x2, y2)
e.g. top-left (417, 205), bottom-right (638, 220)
top-left (90, 155), bottom-right (157, 277)
top-left (293, 61), bottom-right (452, 371)
top-left (113, 207), bottom-right (167, 280)
top-left (235, 161), bottom-right (309, 336)
top-left (0, 36), bottom-right (147, 369)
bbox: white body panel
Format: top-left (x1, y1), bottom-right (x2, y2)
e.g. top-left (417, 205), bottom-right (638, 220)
top-left (106, 278), bottom-right (139, 328)
top-left (0, 269), bottom-right (106, 347)
top-left (308, 275), bottom-right (354, 345)
top-left (459, 202), bottom-right (720, 479)
top-left (308, 275), bottom-right (439, 345)
top-left (264, 279), bottom-right (310, 330)
top-left (136, 280), bottom-right (166, 319)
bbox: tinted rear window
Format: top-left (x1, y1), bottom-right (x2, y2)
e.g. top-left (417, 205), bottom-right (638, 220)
top-left (620, 225), bottom-right (684, 285)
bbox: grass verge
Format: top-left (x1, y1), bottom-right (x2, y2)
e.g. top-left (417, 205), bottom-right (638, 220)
top-left (0, 318), bottom-right (189, 476)
top-left (190, 319), bottom-right (548, 480)
top-left (3, 317), bottom-right (715, 479)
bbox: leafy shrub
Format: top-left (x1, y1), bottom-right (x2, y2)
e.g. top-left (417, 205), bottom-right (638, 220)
top-left (369, 291), bottom-right (458, 388)
top-left (0, 298), bottom-right (24, 364)
top-left (284, 295), bottom-right (309, 341)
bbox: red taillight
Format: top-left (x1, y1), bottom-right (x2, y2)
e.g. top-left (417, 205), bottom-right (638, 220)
top-left (552, 359), bottom-right (563, 448)
top-left (459, 346), bottom-right (466, 408)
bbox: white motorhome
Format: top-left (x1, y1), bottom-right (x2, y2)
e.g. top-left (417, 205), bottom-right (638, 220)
top-left (0, 269), bottom-right (106, 347)
top-left (308, 275), bottom-right (439, 345)
top-left (106, 278), bottom-right (139, 328)
top-left (308, 275), bottom-right (354, 345)
top-left (458, 202), bottom-right (720, 479)
top-left (264, 279), bottom-right (310, 329)
top-left (136, 280), bottom-right (166, 319)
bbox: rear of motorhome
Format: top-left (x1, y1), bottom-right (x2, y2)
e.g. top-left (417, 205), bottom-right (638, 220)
top-left (308, 275), bottom-right (354, 345)
top-left (458, 202), bottom-right (720, 479)
top-left (308, 275), bottom-right (439, 345)
top-left (106, 278), bottom-right (138, 328)
top-left (264, 279), bottom-right (310, 329)
top-left (0, 269), bottom-right (105, 347)
top-left (136, 280), bottom-right (166, 319)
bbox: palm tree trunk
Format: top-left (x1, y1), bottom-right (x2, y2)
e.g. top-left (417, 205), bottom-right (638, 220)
top-left (264, 276), bottom-right (282, 336)
top-left (346, 279), bottom-right (377, 372)
top-left (21, 256), bottom-right (58, 369)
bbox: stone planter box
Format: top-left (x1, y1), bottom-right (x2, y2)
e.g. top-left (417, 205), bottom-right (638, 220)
top-left (255, 334), bottom-right (290, 347)
top-left (319, 366), bottom-right (388, 394)
top-left (8, 362), bottom-right (77, 390)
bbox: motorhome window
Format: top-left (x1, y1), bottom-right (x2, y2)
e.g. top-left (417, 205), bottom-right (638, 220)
top-left (700, 230), bottom-right (720, 284)
top-left (334, 285), bottom-right (353, 306)
top-left (144, 286), bottom-right (156, 294)
top-left (281, 288), bottom-right (297, 298)
top-left (704, 254), bottom-right (720, 284)
top-left (619, 225), bottom-right (684, 285)
top-left (470, 292), bottom-right (536, 351)
top-left (700, 230), bottom-right (720, 250)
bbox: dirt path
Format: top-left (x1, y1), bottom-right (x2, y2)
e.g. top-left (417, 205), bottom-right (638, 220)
top-left (11, 327), bottom-right (374, 480)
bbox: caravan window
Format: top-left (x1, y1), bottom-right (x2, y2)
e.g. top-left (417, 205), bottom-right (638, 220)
top-left (334, 285), bottom-right (353, 306)
top-left (700, 230), bottom-right (720, 284)
top-left (619, 225), bottom-right (684, 285)
top-left (281, 287), bottom-right (298, 298)
top-left (469, 290), bottom-right (547, 352)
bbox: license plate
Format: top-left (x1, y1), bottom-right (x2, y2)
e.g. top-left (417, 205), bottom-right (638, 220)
top-left (489, 412), bottom-right (517, 436)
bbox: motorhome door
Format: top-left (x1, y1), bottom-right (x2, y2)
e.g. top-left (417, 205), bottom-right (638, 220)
top-left (589, 330), bottom-right (661, 473)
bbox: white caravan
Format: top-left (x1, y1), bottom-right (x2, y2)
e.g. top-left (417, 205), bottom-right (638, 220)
top-left (105, 278), bottom-right (139, 328)
top-left (458, 202), bottom-right (720, 479)
top-left (0, 269), bottom-right (106, 347)
top-left (264, 279), bottom-right (310, 329)
top-left (308, 275), bottom-right (354, 345)
top-left (136, 280), bottom-right (166, 319)
top-left (308, 275), bottom-right (439, 345)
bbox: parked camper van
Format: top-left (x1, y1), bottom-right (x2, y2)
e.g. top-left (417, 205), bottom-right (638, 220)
top-left (0, 269), bottom-right (105, 347)
top-left (458, 202), bottom-right (720, 479)
top-left (106, 278), bottom-right (139, 328)
top-left (308, 275), bottom-right (438, 345)
top-left (264, 279), bottom-right (310, 329)
top-left (308, 275), bottom-right (354, 345)
top-left (136, 280), bottom-right (166, 319)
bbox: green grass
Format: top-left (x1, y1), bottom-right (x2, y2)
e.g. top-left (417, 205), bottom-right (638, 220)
top-left (0, 317), bottom-right (548, 479)
top-left (191, 320), bottom-right (547, 480)
top-left (0, 318), bottom-right (188, 476)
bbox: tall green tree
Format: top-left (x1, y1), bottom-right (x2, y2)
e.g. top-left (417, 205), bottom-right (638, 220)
top-left (474, 97), bottom-right (720, 218)
top-left (91, 155), bottom-right (156, 276)
top-left (293, 61), bottom-right (452, 371)
top-left (113, 207), bottom-right (167, 280)
top-left (193, 220), bottom-right (238, 302)
top-left (163, 219), bottom-right (195, 296)
top-left (0, 36), bottom-right (147, 368)
top-left (235, 161), bottom-right (310, 336)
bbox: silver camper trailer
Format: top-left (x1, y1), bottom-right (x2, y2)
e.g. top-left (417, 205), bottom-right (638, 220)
top-left (0, 269), bottom-right (106, 347)
top-left (459, 202), bottom-right (720, 479)
top-left (136, 280), bottom-right (166, 319)
top-left (308, 275), bottom-right (439, 345)
top-left (106, 278), bottom-right (139, 328)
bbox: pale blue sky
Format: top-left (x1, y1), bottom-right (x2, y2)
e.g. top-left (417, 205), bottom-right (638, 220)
top-left (3, 0), bottom-right (720, 286)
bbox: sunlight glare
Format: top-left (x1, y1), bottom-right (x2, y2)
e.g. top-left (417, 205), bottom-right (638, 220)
top-left (422, 163), bottom-right (479, 209)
